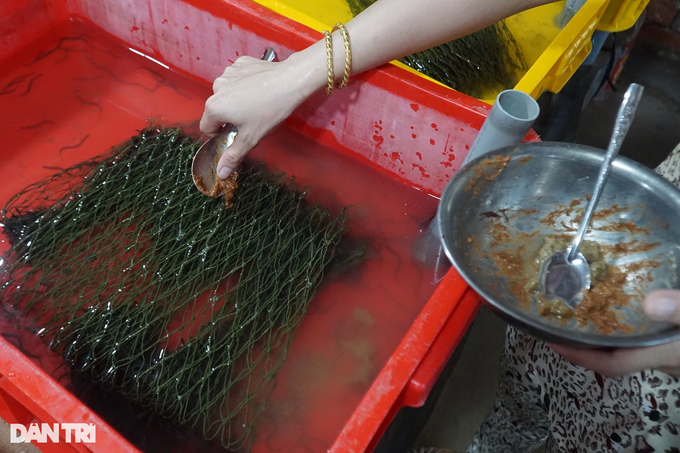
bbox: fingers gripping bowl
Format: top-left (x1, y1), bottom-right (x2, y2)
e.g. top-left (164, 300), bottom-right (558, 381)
top-left (439, 142), bottom-right (680, 347)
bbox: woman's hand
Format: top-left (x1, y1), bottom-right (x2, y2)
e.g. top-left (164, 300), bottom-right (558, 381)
top-left (199, 54), bottom-right (317, 179)
top-left (550, 290), bottom-right (680, 377)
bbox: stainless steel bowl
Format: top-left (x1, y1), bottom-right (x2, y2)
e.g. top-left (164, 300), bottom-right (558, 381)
top-left (439, 142), bottom-right (680, 347)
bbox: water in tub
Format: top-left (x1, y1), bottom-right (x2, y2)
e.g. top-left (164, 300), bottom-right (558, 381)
top-left (0, 19), bottom-right (440, 452)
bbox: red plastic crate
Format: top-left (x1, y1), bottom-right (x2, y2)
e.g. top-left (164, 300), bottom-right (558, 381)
top-left (0, 0), bottom-right (534, 451)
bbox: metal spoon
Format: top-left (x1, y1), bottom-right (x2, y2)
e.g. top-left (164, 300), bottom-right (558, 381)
top-left (539, 83), bottom-right (644, 308)
top-left (192, 47), bottom-right (276, 196)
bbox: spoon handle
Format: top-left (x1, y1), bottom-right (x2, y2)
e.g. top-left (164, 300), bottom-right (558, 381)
top-left (568, 83), bottom-right (644, 261)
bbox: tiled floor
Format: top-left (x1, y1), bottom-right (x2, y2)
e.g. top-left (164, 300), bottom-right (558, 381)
top-left (412, 32), bottom-right (680, 453)
top-left (415, 306), bottom-right (507, 452)
top-left (577, 40), bottom-right (680, 168)
top-left (0, 422), bottom-right (40, 453)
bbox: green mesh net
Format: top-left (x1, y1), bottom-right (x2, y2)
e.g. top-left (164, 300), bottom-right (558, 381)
top-left (0, 127), bottom-right (351, 450)
top-left (346, 0), bottom-right (527, 98)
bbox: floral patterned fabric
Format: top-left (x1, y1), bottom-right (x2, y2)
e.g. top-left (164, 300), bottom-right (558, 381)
top-left (468, 143), bottom-right (680, 453)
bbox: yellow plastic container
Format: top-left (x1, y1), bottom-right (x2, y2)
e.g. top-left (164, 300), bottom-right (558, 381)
top-left (597, 0), bottom-right (649, 31)
top-left (250, 0), bottom-right (611, 103)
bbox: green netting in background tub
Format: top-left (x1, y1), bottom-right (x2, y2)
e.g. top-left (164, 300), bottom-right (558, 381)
top-left (347, 0), bottom-right (527, 98)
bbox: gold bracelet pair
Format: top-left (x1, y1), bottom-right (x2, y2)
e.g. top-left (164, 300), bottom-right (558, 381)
top-left (322, 23), bottom-right (352, 97)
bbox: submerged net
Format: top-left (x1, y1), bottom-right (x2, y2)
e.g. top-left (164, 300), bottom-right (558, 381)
top-left (0, 127), bottom-right (351, 450)
top-left (346, 0), bottom-right (527, 98)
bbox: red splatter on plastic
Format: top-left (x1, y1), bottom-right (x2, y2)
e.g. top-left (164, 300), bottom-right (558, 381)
top-left (448, 154), bottom-right (456, 162)
top-left (431, 123), bottom-right (437, 129)
top-left (389, 135), bottom-right (394, 139)
top-left (162, 19), bottom-right (168, 24)
top-left (373, 135), bottom-right (384, 148)
top-left (184, 25), bottom-right (190, 30)
top-left (131, 26), bottom-right (139, 31)
top-left (441, 161), bottom-right (453, 168)
top-left (416, 152), bottom-right (422, 161)
top-left (429, 139), bottom-right (435, 145)
top-left (390, 152), bottom-right (402, 163)
top-left (460, 128), bottom-right (464, 131)
top-left (465, 144), bottom-right (470, 150)
top-left (228, 23), bottom-right (233, 30)
top-left (410, 103), bottom-right (419, 112)
top-left (410, 126), bottom-right (414, 130)
top-left (331, 121), bottom-right (335, 126)
top-left (411, 163), bottom-right (431, 179)
top-left (196, 56), bottom-right (200, 60)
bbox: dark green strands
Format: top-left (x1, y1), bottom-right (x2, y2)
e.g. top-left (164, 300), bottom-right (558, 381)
top-left (0, 127), bottom-right (349, 450)
top-left (346, 0), bottom-right (527, 98)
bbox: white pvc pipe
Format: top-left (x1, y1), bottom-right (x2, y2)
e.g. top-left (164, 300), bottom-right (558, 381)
top-left (462, 90), bottom-right (540, 166)
top-left (555, 0), bottom-right (588, 28)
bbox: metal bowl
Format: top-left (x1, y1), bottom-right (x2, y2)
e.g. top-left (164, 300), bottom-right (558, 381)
top-left (439, 142), bottom-right (680, 347)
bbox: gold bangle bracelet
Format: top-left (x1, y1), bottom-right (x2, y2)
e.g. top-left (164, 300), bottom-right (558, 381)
top-left (332, 23), bottom-right (352, 89)
top-left (322, 30), bottom-right (334, 97)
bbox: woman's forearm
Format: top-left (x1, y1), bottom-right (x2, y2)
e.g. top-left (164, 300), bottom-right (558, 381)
top-left (290, 0), bottom-right (556, 98)
top-left (201, 0), bottom-right (556, 178)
